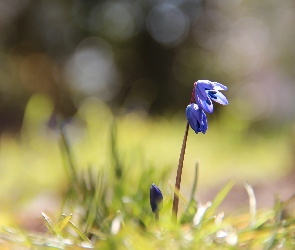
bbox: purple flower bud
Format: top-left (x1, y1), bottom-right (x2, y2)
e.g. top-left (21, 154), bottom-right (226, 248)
top-left (194, 80), bottom-right (228, 114)
top-left (150, 183), bottom-right (163, 213)
top-left (186, 104), bottom-right (208, 134)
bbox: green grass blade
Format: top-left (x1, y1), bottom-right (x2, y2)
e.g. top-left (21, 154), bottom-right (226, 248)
top-left (110, 119), bottom-right (122, 179)
top-left (85, 169), bottom-right (105, 233)
top-left (54, 214), bottom-right (72, 235)
top-left (168, 182), bottom-right (188, 205)
top-left (264, 194), bottom-right (281, 249)
top-left (68, 220), bottom-right (92, 244)
top-left (244, 181), bottom-right (257, 228)
top-left (59, 125), bottom-right (81, 193)
top-left (41, 212), bottom-right (55, 234)
top-left (281, 193), bottom-right (295, 209)
top-left (189, 163), bottom-right (199, 204)
top-left (181, 163), bottom-right (199, 223)
top-left (273, 194), bottom-right (282, 223)
top-left (204, 180), bottom-right (235, 219)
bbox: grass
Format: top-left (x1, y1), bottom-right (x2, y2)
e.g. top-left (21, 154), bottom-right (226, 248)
top-left (0, 94), bottom-right (294, 249)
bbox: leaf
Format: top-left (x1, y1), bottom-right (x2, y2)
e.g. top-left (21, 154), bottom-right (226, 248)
top-left (193, 201), bottom-right (212, 226)
top-left (85, 169), bottom-right (105, 233)
top-left (204, 180), bottom-right (235, 220)
top-left (67, 220), bottom-right (92, 244)
top-left (273, 194), bottom-right (282, 223)
top-left (41, 212), bottom-right (55, 234)
top-left (244, 181), bottom-right (257, 228)
top-left (281, 193), bottom-right (295, 209)
top-left (59, 125), bottom-right (80, 192)
top-left (168, 181), bottom-right (188, 205)
top-left (264, 194), bottom-right (281, 249)
top-left (181, 163), bottom-right (199, 223)
top-left (54, 214), bottom-right (72, 235)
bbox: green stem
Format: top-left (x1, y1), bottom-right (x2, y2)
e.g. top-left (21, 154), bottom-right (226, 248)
top-left (172, 121), bottom-right (190, 222)
top-left (155, 212), bottom-right (159, 222)
top-left (59, 125), bottom-right (81, 193)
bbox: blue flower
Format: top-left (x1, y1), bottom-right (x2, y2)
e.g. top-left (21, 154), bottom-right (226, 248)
top-left (194, 80), bottom-right (228, 114)
top-left (150, 183), bottom-right (163, 213)
top-left (186, 104), bottom-right (208, 134)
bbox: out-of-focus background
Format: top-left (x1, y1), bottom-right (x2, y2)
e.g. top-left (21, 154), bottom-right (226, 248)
top-left (0, 0), bottom-right (295, 229)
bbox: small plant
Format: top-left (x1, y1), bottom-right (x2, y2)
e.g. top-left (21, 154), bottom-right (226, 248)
top-left (172, 80), bottom-right (229, 221)
top-left (2, 94), bottom-right (295, 249)
top-left (150, 183), bottom-right (163, 222)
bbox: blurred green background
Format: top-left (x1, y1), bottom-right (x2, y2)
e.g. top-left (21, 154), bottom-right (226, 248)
top-left (0, 0), bottom-right (294, 231)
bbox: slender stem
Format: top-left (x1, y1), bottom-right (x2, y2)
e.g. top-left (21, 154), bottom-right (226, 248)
top-left (172, 121), bottom-right (190, 222)
top-left (59, 125), bottom-right (81, 193)
top-left (155, 212), bottom-right (159, 222)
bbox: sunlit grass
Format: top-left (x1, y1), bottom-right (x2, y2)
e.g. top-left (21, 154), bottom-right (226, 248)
top-left (0, 95), bottom-right (292, 210)
top-left (0, 94), bottom-right (294, 248)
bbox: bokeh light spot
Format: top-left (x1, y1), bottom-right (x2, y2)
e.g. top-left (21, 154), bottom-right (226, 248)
top-left (146, 3), bottom-right (188, 46)
top-left (88, 2), bottom-right (144, 41)
top-left (65, 37), bottom-right (119, 101)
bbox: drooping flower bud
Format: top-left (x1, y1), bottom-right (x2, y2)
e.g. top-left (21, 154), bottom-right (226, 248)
top-left (150, 183), bottom-right (163, 213)
top-left (186, 103), bottom-right (208, 134)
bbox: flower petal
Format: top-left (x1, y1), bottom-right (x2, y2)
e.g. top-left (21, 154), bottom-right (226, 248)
top-left (186, 104), bottom-right (207, 134)
top-left (207, 90), bottom-right (228, 105)
top-left (195, 80), bottom-right (213, 100)
top-left (195, 84), bottom-right (207, 101)
top-left (201, 110), bottom-right (208, 134)
top-left (195, 95), bottom-right (213, 114)
top-left (186, 104), bottom-right (199, 133)
top-left (212, 82), bottom-right (227, 91)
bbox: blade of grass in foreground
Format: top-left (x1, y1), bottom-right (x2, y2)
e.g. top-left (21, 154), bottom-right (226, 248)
top-left (244, 182), bottom-right (257, 228)
top-left (54, 214), bottom-right (72, 235)
top-left (264, 194), bottom-right (282, 249)
top-left (110, 119), bottom-right (122, 179)
top-left (59, 125), bottom-right (81, 193)
top-left (67, 217), bottom-right (92, 244)
top-left (186, 162), bottom-right (199, 211)
top-left (85, 169), bottom-right (105, 234)
top-left (281, 193), bottom-right (295, 209)
top-left (203, 180), bottom-right (235, 220)
top-left (168, 182), bottom-right (188, 206)
top-left (181, 163), bottom-right (198, 223)
top-left (41, 212), bottom-right (55, 235)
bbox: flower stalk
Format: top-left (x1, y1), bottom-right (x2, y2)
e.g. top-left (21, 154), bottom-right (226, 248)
top-left (172, 80), bottom-right (229, 222)
top-left (172, 121), bottom-right (189, 221)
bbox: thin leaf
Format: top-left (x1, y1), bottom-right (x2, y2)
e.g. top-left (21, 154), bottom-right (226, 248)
top-left (110, 119), bottom-right (122, 179)
top-left (168, 181), bottom-right (188, 205)
top-left (264, 194), bottom-right (281, 249)
top-left (244, 181), bottom-right (257, 228)
top-left (181, 163), bottom-right (199, 223)
top-left (204, 180), bottom-right (235, 219)
top-left (54, 214), bottom-right (72, 234)
top-left (189, 163), bottom-right (199, 201)
top-left (273, 194), bottom-right (282, 223)
top-left (85, 169), bottom-right (105, 233)
top-left (68, 220), bottom-right (92, 244)
top-left (41, 212), bottom-right (55, 234)
top-left (281, 193), bottom-right (295, 209)
top-left (59, 125), bottom-right (81, 193)
top-left (193, 201), bottom-right (212, 226)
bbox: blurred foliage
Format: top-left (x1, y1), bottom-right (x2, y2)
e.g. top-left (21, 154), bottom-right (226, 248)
top-left (0, 0), bottom-right (295, 133)
top-left (0, 0), bottom-right (295, 247)
top-left (1, 144), bottom-right (295, 249)
top-left (0, 95), bottom-right (292, 227)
